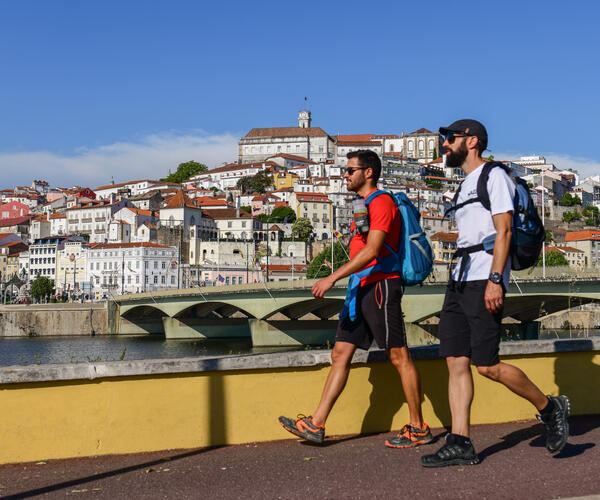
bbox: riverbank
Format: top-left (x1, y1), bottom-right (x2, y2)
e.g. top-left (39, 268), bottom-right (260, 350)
top-left (0, 303), bottom-right (108, 337)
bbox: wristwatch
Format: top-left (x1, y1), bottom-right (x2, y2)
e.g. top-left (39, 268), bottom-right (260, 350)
top-left (488, 272), bottom-right (502, 285)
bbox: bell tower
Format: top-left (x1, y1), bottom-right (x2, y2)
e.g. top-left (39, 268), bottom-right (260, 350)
top-left (298, 110), bottom-right (311, 129)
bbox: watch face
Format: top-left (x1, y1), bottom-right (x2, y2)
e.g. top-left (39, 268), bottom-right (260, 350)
top-left (489, 273), bottom-right (502, 284)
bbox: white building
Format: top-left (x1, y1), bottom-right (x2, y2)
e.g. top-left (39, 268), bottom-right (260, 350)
top-left (190, 162), bottom-right (277, 191)
top-left (88, 242), bottom-right (178, 296)
top-left (66, 199), bottom-right (134, 243)
top-left (56, 240), bottom-right (91, 295)
top-left (94, 179), bottom-right (178, 200)
top-left (28, 236), bottom-right (86, 283)
top-left (202, 208), bottom-right (261, 240)
top-left (238, 111), bottom-right (335, 164)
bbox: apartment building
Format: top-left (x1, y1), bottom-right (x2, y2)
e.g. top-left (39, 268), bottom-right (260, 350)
top-left (66, 199), bottom-right (133, 243)
top-left (88, 242), bottom-right (178, 296)
top-left (289, 192), bottom-right (333, 240)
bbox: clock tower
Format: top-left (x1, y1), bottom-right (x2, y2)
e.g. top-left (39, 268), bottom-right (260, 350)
top-left (298, 110), bottom-right (311, 129)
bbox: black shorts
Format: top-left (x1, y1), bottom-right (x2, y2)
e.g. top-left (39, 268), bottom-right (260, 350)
top-left (438, 280), bottom-right (502, 367)
top-left (335, 278), bottom-right (407, 350)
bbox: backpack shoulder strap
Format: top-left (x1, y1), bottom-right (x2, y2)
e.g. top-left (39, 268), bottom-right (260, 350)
top-left (477, 161), bottom-right (513, 211)
top-left (364, 189), bottom-right (390, 207)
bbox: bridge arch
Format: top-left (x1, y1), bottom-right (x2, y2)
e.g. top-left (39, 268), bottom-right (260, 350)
top-left (263, 298), bottom-right (344, 321)
top-left (173, 301), bottom-right (255, 320)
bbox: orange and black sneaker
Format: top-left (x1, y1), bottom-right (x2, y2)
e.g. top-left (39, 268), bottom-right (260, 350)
top-left (278, 414), bottom-right (325, 444)
top-left (385, 423), bottom-right (433, 448)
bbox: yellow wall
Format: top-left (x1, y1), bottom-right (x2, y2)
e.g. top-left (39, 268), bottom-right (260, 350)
top-left (0, 351), bottom-right (598, 464)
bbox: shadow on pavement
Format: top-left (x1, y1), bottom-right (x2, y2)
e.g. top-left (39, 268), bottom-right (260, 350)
top-left (478, 416), bottom-right (598, 463)
top-left (478, 422), bottom-right (545, 462)
top-left (2, 446), bottom-right (224, 500)
top-left (359, 350), bottom-right (451, 437)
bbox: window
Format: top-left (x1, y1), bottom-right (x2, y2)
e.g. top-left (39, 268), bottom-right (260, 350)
top-left (162, 261), bottom-right (166, 269)
top-left (171, 276), bottom-right (175, 284)
top-left (136, 276), bottom-right (139, 284)
top-left (161, 276), bottom-right (166, 284)
top-left (232, 277), bottom-right (236, 285)
top-left (127, 275), bottom-right (131, 284)
top-left (225, 276), bottom-right (230, 284)
top-left (154, 261), bottom-right (158, 269)
top-left (153, 276), bottom-right (158, 284)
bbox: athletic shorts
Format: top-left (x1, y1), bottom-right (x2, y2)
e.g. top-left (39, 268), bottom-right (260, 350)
top-left (438, 280), bottom-right (503, 367)
top-left (335, 278), bottom-right (407, 350)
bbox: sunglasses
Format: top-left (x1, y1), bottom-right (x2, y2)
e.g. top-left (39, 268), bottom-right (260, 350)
top-left (444, 132), bottom-right (472, 144)
top-left (345, 166), bottom-right (368, 175)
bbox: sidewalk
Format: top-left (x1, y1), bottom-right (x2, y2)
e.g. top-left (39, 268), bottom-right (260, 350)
top-left (0, 415), bottom-right (598, 499)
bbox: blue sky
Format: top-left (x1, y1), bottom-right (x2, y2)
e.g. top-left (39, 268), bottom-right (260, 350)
top-left (0, 0), bottom-right (599, 186)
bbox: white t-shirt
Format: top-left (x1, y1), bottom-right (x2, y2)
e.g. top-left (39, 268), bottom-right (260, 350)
top-left (452, 163), bottom-right (515, 287)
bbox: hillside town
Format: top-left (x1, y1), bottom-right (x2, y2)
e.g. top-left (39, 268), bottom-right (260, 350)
top-left (1, 110), bottom-right (599, 301)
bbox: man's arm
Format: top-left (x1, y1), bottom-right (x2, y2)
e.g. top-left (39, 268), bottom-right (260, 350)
top-left (485, 211), bottom-right (512, 313)
top-left (311, 229), bottom-right (387, 299)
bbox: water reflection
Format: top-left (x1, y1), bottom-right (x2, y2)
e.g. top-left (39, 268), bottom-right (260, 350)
top-left (0, 336), bottom-right (303, 367)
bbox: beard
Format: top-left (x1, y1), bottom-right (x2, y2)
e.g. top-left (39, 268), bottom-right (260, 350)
top-left (445, 141), bottom-right (468, 168)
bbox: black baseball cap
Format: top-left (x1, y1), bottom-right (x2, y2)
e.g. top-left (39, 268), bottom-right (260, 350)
top-left (439, 119), bottom-right (488, 150)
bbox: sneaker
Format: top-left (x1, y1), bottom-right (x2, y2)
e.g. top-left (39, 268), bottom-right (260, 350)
top-left (385, 423), bottom-right (433, 448)
top-left (421, 434), bottom-right (480, 468)
top-left (537, 395), bottom-right (570, 453)
top-left (278, 414), bottom-right (325, 444)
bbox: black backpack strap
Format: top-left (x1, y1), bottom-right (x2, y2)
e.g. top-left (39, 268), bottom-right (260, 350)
top-left (477, 161), bottom-right (514, 211)
top-left (451, 244), bottom-right (485, 282)
top-left (444, 179), bottom-right (481, 217)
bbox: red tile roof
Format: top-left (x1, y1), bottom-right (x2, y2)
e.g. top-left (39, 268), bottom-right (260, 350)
top-left (0, 215), bottom-right (34, 227)
top-left (90, 242), bottom-right (173, 250)
top-left (409, 128), bottom-right (435, 135)
top-left (565, 230), bottom-right (600, 242)
top-left (430, 232), bottom-right (458, 242)
top-left (294, 192), bottom-right (330, 202)
top-left (268, 153), bottom-right (315, 164)
top-left (204, 209), bottom-right (253, 220)
top-left (244, 127), bottom-right (329, 138)
top-left (163, 190), bottom-right (199, 209)
top-left (336, 134), bottom-right (376, 143)
top-left (545, 246), bottom-right (584, 253)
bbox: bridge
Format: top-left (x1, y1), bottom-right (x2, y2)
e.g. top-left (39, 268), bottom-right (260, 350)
top-left (113, 274), bottom-right (600, 346)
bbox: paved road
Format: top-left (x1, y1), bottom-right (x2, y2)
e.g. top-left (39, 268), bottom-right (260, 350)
top-left (0, 415), bottom-right (598, 499)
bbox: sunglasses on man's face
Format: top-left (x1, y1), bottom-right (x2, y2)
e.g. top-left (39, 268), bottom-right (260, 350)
top-left (345, 166), bottom-right (367, 175)
top-left (444, 132), bottom-right (470, 144)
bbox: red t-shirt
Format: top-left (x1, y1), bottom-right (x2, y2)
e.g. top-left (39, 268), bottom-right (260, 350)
top-left (349, 190), bottom-right (402, 286)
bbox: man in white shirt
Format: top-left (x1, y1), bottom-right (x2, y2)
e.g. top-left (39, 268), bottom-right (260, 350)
top-left (421, 119), bottom-right (570, 468)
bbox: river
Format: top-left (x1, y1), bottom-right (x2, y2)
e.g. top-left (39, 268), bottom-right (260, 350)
top-left (1, 328), bottom-right (598, 367)
top-left (0, 336), bottom-right (303, 367)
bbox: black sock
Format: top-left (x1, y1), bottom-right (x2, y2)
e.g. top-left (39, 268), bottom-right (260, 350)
top-left (540, 397), bottom-right (555, 416)
top-left (449, 433), bottom-right (471, 447)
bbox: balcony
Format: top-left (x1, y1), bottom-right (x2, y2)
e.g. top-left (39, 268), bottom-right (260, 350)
top-left (81, 218), bottom-right (93, 223)
top-left (95, 217), bottom-right (106, 222)
top-left (68, 219), bottom-right (79, 224)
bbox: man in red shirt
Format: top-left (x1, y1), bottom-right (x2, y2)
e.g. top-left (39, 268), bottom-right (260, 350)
top-left (279, 150), bottom-right (431, 448)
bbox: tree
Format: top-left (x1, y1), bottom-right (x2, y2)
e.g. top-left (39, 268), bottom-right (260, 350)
top-left (240, 205), bottom-right (252, 214)
top-left (161, 161), bottom-right (208, 183)
top-left (30, 276), bottom-right (54, 300)
top-left (562, 210), bottom-right (581, 223)
top-left (307, 242), bottom-right (349, 279)
top-left (559, 193), bottom-right (582, 207)
top-left (424, 178), bottom-right (442, 189)
top-left (269, 206), bottom-right (296, 223)
top-left (544, 229), bottom-right (553, 244)
top-left (237, 170), bottom-right (273, 193)
top-left (291, 217), bottom-right (313, 240)
top-left (537, 250), bottom-right (568, 267)
top-left (582, 205), bottom-right (599, 226)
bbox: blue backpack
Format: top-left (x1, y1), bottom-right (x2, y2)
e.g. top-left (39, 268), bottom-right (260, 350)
top-left (340, 190), bottom-right (433, 321)
top-left (445, 161), bottom-right (545, 280)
